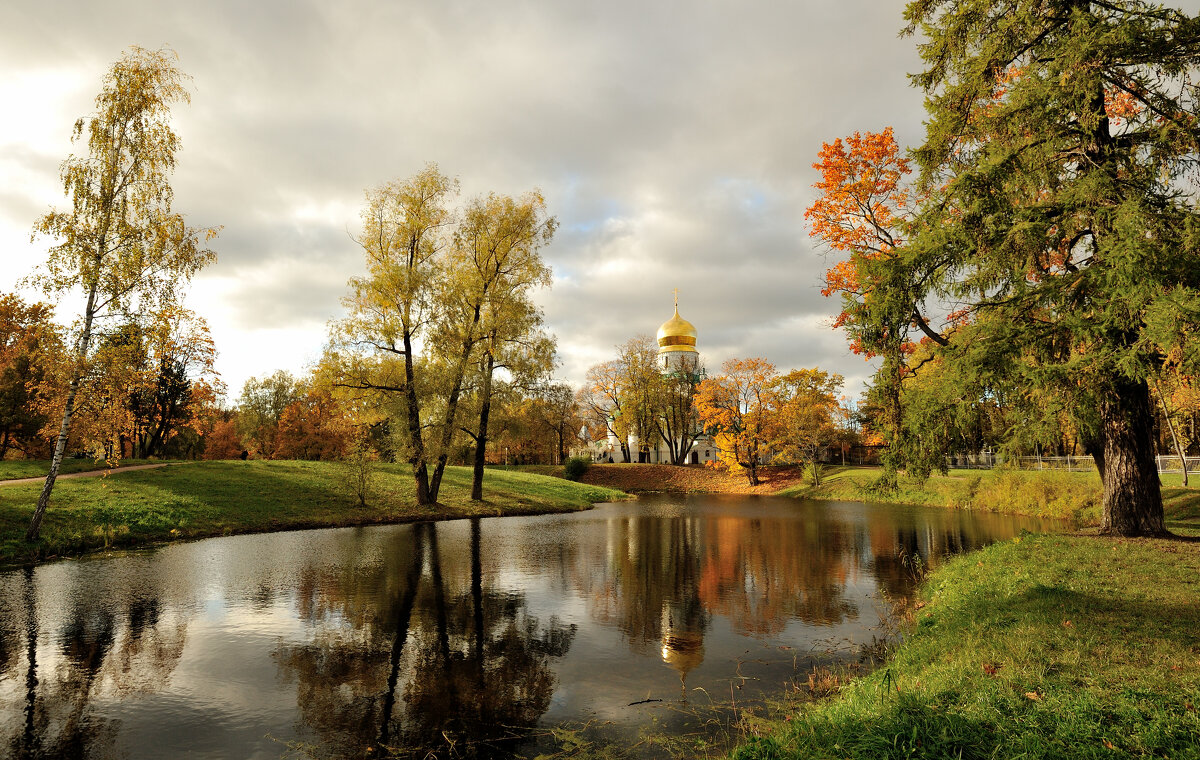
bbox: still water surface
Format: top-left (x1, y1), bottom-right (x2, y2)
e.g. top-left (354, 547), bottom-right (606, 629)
top-left (0, 495), bottom-right (1057, 758)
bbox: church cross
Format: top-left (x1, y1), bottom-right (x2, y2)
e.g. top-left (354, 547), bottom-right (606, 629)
top-left (673, 287), bottom-right (679, 309)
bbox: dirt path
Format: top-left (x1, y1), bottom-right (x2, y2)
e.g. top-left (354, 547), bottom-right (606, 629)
top-left (0, 463), bottom-right (172, 486)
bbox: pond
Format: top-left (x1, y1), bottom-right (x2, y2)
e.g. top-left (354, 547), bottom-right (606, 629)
top-left (0, 495), bottom-right (1057, 759)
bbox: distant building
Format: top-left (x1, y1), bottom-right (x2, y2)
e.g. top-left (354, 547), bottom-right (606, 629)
top-left (585, 296), bottom-right (719, 465)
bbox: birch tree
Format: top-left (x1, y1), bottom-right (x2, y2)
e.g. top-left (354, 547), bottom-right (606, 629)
top-left (26, 47), bottom-right (217, 541)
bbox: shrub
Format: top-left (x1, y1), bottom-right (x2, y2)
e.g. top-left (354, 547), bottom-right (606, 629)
top-left (564, 457), bottom-right (590, 481)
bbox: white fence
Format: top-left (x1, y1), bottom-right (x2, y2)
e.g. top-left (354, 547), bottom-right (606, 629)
top-left (1013, 456), bottom-right (1097, 472)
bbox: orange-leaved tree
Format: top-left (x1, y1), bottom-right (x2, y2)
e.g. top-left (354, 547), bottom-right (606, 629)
top-left (694, 358), bottom-right (777, 486)
top-left (0, 294), bottom-right (64, 460)
top-left (805, 127), bottom-right (947, 488)
top-left (276, 388), bottom-right (351, 461)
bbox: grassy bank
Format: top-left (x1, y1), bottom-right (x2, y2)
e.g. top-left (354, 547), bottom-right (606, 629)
top-left (734, 533), bottom-right (1200, 760)
top-left (778, 466), bottom-right (1200, 530)
top-left (0, 460), bottom-right (627, 565)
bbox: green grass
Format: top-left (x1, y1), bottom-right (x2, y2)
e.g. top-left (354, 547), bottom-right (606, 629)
top-left (779, 466), bottom-right (1200, 530)
top-left (0, 460), bottom-right (627, 565)
top-left (732, 533), bottom-right (1200, 760)
top-left (0, 457), bottom-right (176, 480)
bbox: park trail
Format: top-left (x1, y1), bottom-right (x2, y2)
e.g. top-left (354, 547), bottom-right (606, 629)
top-left (0, 463), bottom-right (171, 486)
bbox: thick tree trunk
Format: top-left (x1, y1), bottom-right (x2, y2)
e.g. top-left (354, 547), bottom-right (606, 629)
top-left (744, 458), bottom-right (760, 486)
top-left (1099, 378), bottom-right (1168, 536)
top-left (470, 354), bottom-right (495, 501)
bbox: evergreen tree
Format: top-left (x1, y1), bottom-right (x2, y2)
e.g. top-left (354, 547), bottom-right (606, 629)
top-left (902, 0), bottom-right (1200, 535)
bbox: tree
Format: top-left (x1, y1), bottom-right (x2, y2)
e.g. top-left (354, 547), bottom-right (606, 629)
top-left (694, 358), bottom-right (778, 486)
top-left (579, 360), bottom-right (632, 462)
top-left (527, 382), bottom-right (583, 465)
top-left (654, 353), bottom-right (705, 466)
top-left (236, 370), bottom-right (300, 459)
top-left (900, 0), bottom-right (1200, 535)
top-left (123, 309), bottom-right (220, 459)
top-left (615, 335), bottom-right (663, 463)
top-left (276, 388), bottom-right (350, 461)
top-left (806, 127), bottom-right (947, 488)
top-left (446, 191), bottom-right (556, 500)
top-left (332, 165), bottom-right (473, 506)
top-left (769, 368), bottom-right (843, 485)
top-left (201, 415), bottom-right (244, 460)
top-left (24, 47), bottom-right (217, 540)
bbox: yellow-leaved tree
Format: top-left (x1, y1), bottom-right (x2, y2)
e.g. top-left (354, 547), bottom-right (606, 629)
top-left (26, 47), bottom-right (218, 541)
top-left (694, 358), bottom-right (778, 486)
top-left (768, 368), bottom-right (844, 486)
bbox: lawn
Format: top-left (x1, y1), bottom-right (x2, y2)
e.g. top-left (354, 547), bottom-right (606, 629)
top-left (0, 460), bottom-right (627, 564)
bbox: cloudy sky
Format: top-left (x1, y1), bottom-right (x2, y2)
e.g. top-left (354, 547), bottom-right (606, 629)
top-left (0, 0), bottom-right (932, 401)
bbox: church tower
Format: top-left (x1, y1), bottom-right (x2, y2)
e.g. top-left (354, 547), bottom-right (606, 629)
top-left (656, 292), bottom-right (700, 373)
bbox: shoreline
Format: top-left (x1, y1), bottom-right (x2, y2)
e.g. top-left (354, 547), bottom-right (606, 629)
top-left (7, 461), bottom-right (1197, 567)
top-left (0, 460), bottom-right (628, 567)
top-left (731, 532), bottom-right (1200, 760)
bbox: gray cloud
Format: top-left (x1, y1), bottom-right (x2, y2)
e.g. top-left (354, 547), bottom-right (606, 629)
top-left (1, 0), bottom-right (928, 396)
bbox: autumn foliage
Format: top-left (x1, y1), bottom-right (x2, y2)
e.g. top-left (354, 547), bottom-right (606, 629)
top-left (694, 358), bottom-right (777, 486)
top-left (805, 127), bottom-right (916, 351)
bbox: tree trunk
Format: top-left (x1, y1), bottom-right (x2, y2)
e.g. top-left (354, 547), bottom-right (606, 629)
top-left (470, 353), bottom-right (495, 501)
top-left (878, 350), bottom-right (903, 492)
top-left (27, 279), bottom-right (99, 541)
top-left (1152, 377), bottom-right (1188, 487)
top-left (429, 306), bottom-right (482, 502)
top-left (744, 458), bottom-right (760, 486)
top-left (402, 329), bottom-right (433, 505)
top-left (1083, 432), bottom-right (1106, 483)
top-left (1099, 378), bottom-right (1168, 536)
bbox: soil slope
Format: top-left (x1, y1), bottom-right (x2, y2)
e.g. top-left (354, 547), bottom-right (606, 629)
top-left (579, 463), bottom-right (808, 494)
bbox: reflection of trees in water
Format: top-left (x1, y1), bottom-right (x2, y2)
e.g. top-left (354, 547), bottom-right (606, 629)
top-left (864, 509), bottom-right (1011, 600)
top-left (2, 567), bottom-right (187, 760)
top-left (579, 511), bottom-right (859, 648)
top-left (276, 520), bottom-right (576, 759)
top-left (573, 501), bottom-right (1028, 676)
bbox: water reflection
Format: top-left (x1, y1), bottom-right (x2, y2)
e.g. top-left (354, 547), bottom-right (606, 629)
top-left (4, 564), bottom-right (188, 760)
top-left (0, 496), bottom-right (1055, 759)
top-left (275, 520), bottom-right (577, 757)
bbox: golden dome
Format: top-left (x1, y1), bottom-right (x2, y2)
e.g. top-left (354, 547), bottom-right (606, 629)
top-left (657, 306), bottom-right (697, 354)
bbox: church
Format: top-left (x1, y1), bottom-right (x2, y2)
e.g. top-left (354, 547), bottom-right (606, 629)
top-left (585, 298), bottom-right (720, 465)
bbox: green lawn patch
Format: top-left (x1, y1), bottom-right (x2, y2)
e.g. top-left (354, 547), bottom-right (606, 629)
top-left (780, 466), bottom-right (1200, 532)
top-left (733, 533), bottom-right (1200, 760)
top-left (0, 460), bottom-right (627, 565)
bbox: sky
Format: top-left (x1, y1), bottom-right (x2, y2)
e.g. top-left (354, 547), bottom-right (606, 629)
top-left (0, 0), bottom-right (932, 403)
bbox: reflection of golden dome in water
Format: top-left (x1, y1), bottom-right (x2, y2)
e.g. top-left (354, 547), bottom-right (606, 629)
top-left (662, 630), bottom-right (704, 702)
top-left (661, 631), bottom-right (705, 676)
top-left (657, 305), bottom-right (698, 355)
